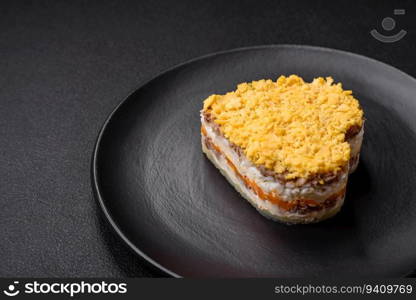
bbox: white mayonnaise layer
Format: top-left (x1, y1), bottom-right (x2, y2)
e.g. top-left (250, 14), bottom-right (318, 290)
top-left (348, 124), bottom-right (364, 158)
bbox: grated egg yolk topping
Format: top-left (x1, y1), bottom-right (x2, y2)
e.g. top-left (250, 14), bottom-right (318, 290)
top-left (202, 75), bottom-right (364, 179)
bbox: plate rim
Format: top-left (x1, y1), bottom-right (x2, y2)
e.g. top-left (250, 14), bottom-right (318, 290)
top-left (91, 44), bottom-right (416, 278)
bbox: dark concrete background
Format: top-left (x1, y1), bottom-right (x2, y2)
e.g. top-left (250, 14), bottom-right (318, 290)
top-left (1, 0), bottom-right (415, 277)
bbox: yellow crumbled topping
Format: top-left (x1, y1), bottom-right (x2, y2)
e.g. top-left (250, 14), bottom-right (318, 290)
top-left (202, 75), bottom-right (364, 179)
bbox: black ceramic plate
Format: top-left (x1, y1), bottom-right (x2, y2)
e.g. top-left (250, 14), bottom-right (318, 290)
top-left (92, 45), bottom-right (416, 277)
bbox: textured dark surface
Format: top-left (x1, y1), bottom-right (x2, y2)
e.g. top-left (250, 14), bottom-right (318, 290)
top-left (93, 46), bottom-right (416, 277)
top-left (1, 0), bottom-right (416, 277)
